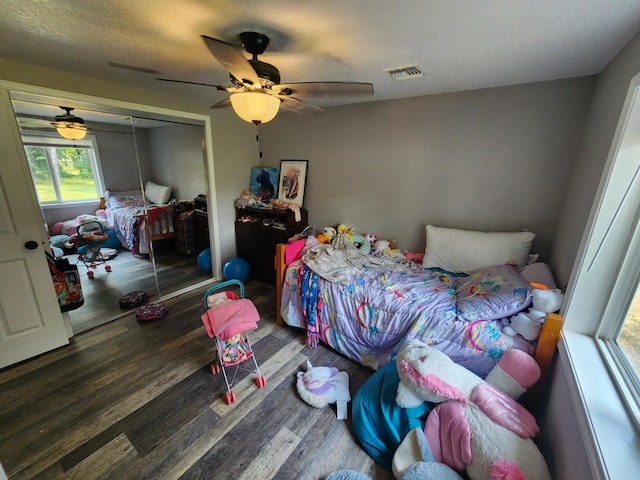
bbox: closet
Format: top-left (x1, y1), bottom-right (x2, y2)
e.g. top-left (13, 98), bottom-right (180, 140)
top-left (9, 89), bottom-right (218, 333)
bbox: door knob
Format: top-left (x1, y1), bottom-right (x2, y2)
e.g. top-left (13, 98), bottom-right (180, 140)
top-left (24, 240), bottom-right (39, 250)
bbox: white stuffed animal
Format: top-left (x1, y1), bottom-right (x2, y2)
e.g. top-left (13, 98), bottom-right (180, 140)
top-left (396, 339), bottom-right (552, 480)
top-left (502, 287), bottom-right (563, 341)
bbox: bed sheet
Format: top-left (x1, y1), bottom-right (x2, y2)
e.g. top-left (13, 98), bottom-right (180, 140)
top-left (281, 260), bottom-right (534, 378)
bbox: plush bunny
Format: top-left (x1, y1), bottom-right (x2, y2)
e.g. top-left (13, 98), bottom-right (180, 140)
top-left (502, 286), bottom-right (563, 341)
top-left (396, 339), bottom-right (551, 480)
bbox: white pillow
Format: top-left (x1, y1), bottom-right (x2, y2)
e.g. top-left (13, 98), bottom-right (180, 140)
top-left (144, 181), bottom-right (171, 204)
top-left (423, 224), bottom-right (535, 273)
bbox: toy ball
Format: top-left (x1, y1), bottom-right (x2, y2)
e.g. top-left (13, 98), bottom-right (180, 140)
top-left (197, 248), bottom-right (212, 273)
top-left (223, 257), bottom-right (250, 282)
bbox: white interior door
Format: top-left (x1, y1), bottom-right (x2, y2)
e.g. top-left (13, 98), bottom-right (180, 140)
top-left (0, 81), bottom-right (70, 369)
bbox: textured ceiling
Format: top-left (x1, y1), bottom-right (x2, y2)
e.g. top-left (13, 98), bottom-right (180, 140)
top-left (2, 0), bottom-right (640, 110)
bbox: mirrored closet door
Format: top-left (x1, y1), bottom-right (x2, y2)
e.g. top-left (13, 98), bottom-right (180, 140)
top-left (10, 90), bottom-right (215, 333)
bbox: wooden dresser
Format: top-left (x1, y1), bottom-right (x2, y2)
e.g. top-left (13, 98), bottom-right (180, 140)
top-left (234, 206), bottom-right (308, 282)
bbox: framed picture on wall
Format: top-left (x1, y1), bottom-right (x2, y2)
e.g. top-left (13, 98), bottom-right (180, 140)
top-left (250, 167), bottom-right (278, 202)
top-left (277, 160), bottom-right (308, 207)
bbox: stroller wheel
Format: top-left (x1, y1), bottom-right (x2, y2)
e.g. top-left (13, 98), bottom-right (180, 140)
top-left (224, 391), bottom-right (236, 404)
top-left (105, 265), bottom-right (112, 272)
top-left (210, 363), bottom-right (220, 375)
top-left (87, 271), bottom-right (95, 279)
top-left (255, 375), bottom-right (267, 388)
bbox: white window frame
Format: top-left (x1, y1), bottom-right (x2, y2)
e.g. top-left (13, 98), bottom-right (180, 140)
top-left (561, 72), bottom-right (640, 479)
top-left (22, 134), bottom-right (105, 207)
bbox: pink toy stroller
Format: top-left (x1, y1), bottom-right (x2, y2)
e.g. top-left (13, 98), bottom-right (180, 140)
top-left (201, 280), bottom-right (266, 404)
top-left (76, 221), bottom-right (112, 278)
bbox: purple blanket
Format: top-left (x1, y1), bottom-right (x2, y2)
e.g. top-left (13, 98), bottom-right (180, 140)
top-left (281, 261), bottom-right (533, 378)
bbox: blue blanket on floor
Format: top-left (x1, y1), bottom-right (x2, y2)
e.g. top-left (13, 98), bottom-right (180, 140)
top-left (351, 359), bottom-right (433, 472)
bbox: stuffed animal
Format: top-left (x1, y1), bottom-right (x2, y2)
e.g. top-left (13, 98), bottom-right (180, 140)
top-left (363, 233), bottom-right (377, 246)
top-left (395, 339), bottom-right (551, 480)
top-left (326, 427), bottom-right (463, 480)
top-left (502, 285), bottom-right (563, 341)
top-left (404, 252), bottom-right (425, 264)
top-left (296, 360), bottom-right (351, 420)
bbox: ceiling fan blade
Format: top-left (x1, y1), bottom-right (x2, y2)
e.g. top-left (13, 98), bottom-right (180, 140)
top-left (157, 78), bottom-right (230, 90)
top-left (274, 82), bottom-right (374, 98)
top-left (201, 35), bottom-right (262, 88)
top-left (277, 96), bottom-right (324, 114)
top-left (210, 98), bottom-right (232, 109)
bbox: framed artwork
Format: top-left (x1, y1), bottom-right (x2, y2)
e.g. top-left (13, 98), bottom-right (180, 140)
top-left (277, 160), bottom-right (308, 207)
top-left (250, 167), bottom-right (278, 202)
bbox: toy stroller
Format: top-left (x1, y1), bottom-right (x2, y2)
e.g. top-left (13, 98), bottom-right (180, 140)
top-left (76, 221), bottom-right (112, 279)
top-left (201, 280), bottom-right (266, 404)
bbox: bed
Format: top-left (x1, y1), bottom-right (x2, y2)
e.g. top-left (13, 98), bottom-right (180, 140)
top-left (100, 181), bottom-right (175, 256)
top-left (275, 225), bottom-right (564, 381)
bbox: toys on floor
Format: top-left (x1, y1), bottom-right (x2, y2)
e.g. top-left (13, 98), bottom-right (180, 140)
top-left (296, 360), bottom-right (351, 420)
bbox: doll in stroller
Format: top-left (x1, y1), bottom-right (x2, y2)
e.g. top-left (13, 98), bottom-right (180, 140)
top-left (201, 280), bottom-right (267, 404)
top-left (76, 221), bottom-right (112, 278)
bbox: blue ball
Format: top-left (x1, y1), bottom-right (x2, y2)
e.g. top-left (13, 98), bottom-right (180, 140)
top-left (197, 248), bottom-right (212, 273)
top-left (223, 257), bottom-right (250, 282)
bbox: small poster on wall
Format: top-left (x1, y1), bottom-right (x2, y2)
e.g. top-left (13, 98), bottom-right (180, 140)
top-left (250, 167), bottom-right (278, 202)
top-left (277, 160), bottom-right (308, 207)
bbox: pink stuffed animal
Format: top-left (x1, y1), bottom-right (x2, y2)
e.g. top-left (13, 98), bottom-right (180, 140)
top-left (396, 340), bottom-right (551, 480)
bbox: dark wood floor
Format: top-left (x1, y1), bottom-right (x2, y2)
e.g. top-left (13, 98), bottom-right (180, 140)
top-left (67, 238), bottom-right (212, 333)
top-left (0, 280), bottom-right (393, 480)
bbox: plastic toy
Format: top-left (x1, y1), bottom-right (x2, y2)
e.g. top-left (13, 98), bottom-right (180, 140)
top-left (197, 248), bottom-right (212, 273)
top-left (223, 257), bottom-right (250, 282)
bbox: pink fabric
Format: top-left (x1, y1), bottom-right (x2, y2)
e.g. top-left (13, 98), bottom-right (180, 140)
top-left (200, 298), bottom-right (260, 340)
top-left (498, 349), bottom-right (541, 389)
top-left (424, 402), bottom-right (472, 471)
top-left (490, 458), bottom-right (527, 480)
top-left (471, 383), bottom-right (539, 438)
top-left (285, 239), bottom-right (306, 265)
top-left (399, 360), bottom-right (468, 403)
top-left (146, 205), bottom-right (169, 225)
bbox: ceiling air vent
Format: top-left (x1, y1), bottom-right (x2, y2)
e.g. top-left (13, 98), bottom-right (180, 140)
top-left (385, 64), bottom-right (424, 80)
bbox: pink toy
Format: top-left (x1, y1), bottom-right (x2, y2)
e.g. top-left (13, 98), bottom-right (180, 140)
top-left (396, 340), bottom-right (551, 480)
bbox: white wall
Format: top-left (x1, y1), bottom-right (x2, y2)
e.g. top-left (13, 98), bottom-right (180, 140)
top-left (148, 124), bottom-right (207, 201)
top-left (261, 78), bottom-right (593, 274)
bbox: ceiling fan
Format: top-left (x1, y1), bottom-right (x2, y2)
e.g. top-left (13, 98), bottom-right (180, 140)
top-left (17, 106), bottom-right (132, 139)
top-left (52, 107), bottom-right (88, 140)
top-left (158, 31), bottom-right (374, 124)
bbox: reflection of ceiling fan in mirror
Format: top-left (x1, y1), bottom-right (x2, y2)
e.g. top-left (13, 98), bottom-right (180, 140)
top-left (16, 106), bottom-right (133, 139)
top-left (158, 31), bottom-right (374, 125)
top-left (52, 107), bottom-right (88, 140)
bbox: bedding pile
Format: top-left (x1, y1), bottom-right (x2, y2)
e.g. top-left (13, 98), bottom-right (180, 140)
top-left (281, 230), bottom-right (541, 378)
top-left (104, 182), bottom-right (173, 255)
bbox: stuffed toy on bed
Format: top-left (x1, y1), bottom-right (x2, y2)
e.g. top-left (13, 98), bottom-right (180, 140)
top-left (502, 285), bottom-right (564, 341)
top-left (395, 339), bottom-right (551, 480)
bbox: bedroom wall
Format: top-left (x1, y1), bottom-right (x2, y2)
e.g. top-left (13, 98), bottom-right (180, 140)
top-left (147, 124), bottom-right (207, 202)
top-left (260, 78), bottom-right (594, 272)
top-left (541, 30), bottom-right (640, 480)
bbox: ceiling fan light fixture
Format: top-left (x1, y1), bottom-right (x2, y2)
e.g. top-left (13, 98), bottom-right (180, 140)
top-left (55, 123), bottom-right (88, 140)
top-left (53, 107), bottom-right (87, 139)
top-left (230, 92), bottom-right (280, 125)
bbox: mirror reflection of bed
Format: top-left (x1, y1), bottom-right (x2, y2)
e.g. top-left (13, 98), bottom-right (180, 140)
top-left (11, 93), bottom-right (214, 333)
